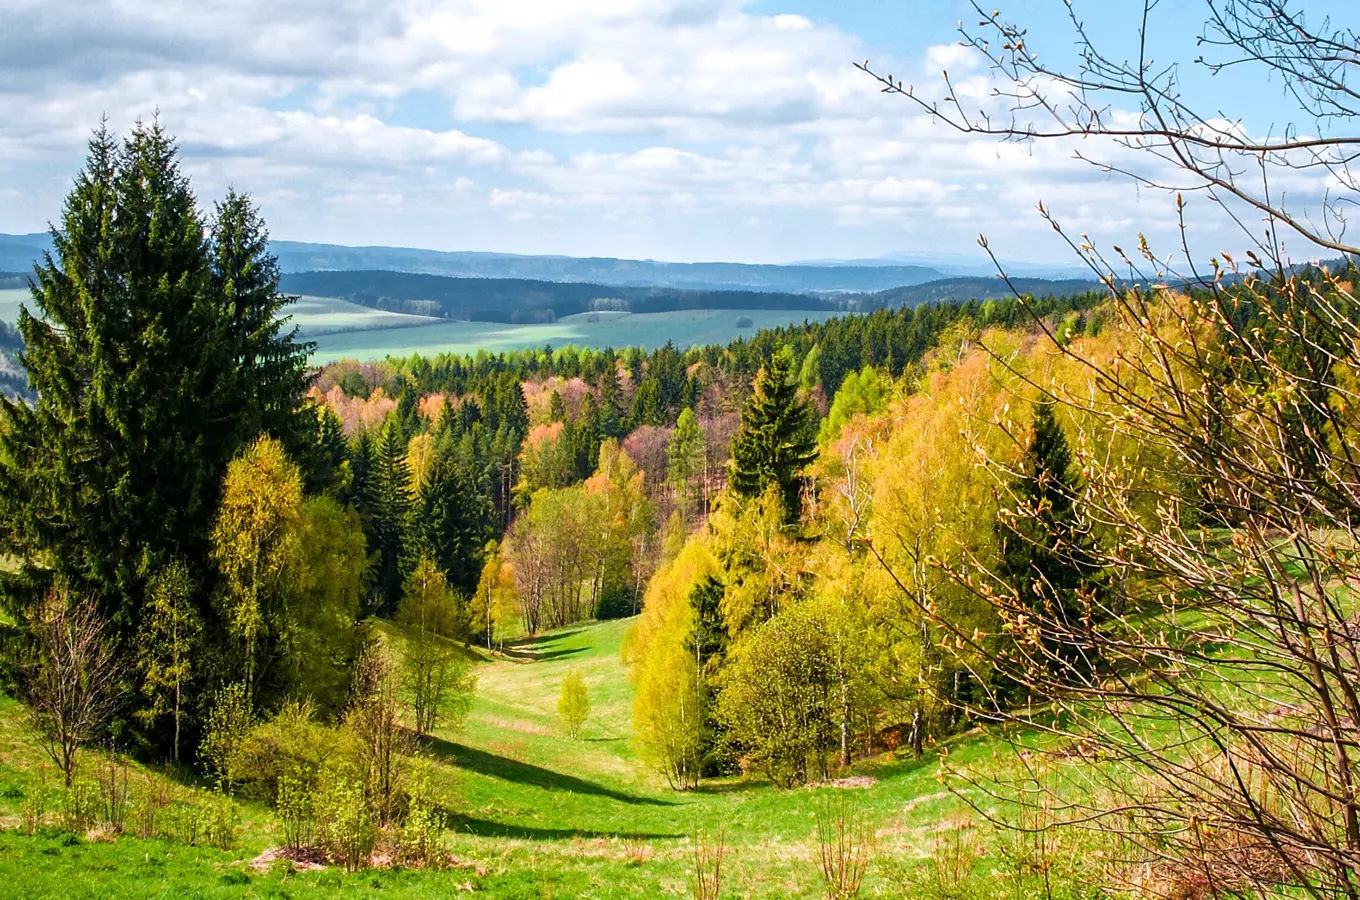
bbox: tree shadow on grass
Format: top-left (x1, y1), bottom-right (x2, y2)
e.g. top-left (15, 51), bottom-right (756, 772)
top-left (446, 813), bottom-right (683, 841)
top-left (428, 737), bottom-right (675, 807)
top-left (499, 645), bottom-right (586, 663)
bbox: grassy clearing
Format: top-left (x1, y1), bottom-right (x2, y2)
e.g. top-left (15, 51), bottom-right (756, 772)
top-left (0, 618), bottom-right (1018, 898)
top-left (307, 309), bottom-right (841, 363)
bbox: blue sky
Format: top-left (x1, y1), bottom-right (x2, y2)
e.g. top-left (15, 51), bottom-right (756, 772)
top-left (0, 0), bottom-right (1350, 265)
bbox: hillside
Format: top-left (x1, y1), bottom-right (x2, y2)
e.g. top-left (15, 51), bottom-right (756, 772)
top-left (0, 618), bottom-right (1006, 899)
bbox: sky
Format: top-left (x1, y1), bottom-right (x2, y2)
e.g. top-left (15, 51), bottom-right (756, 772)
top-left (0, 0), bottom-right (1351, 265)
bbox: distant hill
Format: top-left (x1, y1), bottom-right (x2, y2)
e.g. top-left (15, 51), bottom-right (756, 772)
top-left (280, 270), bottom-right (841, 323)
top-left (0, 233), bottom-right (51, 274)
top-left (269, 241), bottom-right (945, 292)
top-left (281, 268), bottom-right (1101, 325)
top-left (0, 233), bottom-right (944, 293)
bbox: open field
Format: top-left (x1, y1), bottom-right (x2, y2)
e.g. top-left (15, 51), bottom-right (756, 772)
top-left (308, 308), bottom-right (841, 363)
top-left (288, 296), bottom-right (439, 336)
top-left (0, 290), bottom-right (840, 361)
top-left (0, 617), bottom-right (1002, 899)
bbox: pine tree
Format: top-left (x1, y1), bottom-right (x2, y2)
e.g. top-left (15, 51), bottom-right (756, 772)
top-left (576, 392), bottom-right (602, 478)
top-left (407, 441), bottom-right (493, 597)
top-left (369, 416), bottom-right (413, 613)
top-left (209, 188), bottom-right (313, 456)
top-left (995, 401), bottom-right (1100, 675)
top-left (631, 376), bottom-right (663, 428)
top-left (597, 368), bottom-right (624, 438)
top-left (729, 348), bottom-right (816, 521)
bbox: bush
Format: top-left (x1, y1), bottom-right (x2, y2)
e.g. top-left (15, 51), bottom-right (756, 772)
top-left (315, 763), bottom-right (373, 871)
top-left (230, 698), bottom-right (336, 802)
top-left (200, 683), bottom-right (252, 790)
top-left (60, 775), bottom-right (100, 833)
top-left (398, 771), bottom-right (446, 868)
top-left (21, 766), bottom-right (51, 835)
top-left (276, 770), bottom-right (316, 852)
top-left (558, 669), bottom-right (591, 739)
top-left (161, 791), bottom-right (239, 849)
top-left (595, 586), bottom-right (633, 620)
top-left (735, 316), bottom-right (754, 329)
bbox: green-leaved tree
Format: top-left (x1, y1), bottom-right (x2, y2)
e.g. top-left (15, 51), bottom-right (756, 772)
top-left (729, 348), bottom-right (816, 521)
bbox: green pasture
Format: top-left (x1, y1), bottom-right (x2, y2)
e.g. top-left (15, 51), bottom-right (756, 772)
top-left (0, 289), bottom-right (840, 362)
top-left (307, 309), bottom-right (841, 363)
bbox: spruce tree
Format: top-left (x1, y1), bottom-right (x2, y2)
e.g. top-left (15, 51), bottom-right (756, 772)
top-left (0, 121), bottom-right (308, 647)
top-left (597, 367), bottom-right (624, 438)
top-left (407, 442), bottom-right (493, 597)
top-left (729, 348), bottom-right (816, 521)
top-left (995, 401), bottom-right (1100, 674)
top-left (369, 416), bottom-right (413, 613)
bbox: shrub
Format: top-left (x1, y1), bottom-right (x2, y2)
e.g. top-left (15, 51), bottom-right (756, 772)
top-left (231, 698), bottom-right (335, 802)
top-left (21, 766), bottom-right (50, 835)
top-left (276, 769), bottom-right (316, 852)
top-left (315, 764), bottom-right (373, 871)
top-left (200, 683), bottom-right (252, 790)
top-left (558, 669), bottom-right (591, 739)
top-left (815, 794), bottom-right (876, 900)
top-left (94, 749), bottom-right (131, 833)
top-left (60, 775), bottom-right (100, 833)
top-left (398, 771), bottom-right (446, 868)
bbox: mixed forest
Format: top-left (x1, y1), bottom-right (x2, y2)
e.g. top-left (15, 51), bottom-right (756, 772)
top-left (5, 2), bottom-right (1360, 897)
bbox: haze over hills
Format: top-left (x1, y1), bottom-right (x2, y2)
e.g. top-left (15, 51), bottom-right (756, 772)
top-left (1, 232), bottom-right (946, 292)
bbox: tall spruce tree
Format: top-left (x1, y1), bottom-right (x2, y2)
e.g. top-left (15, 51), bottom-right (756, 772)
top-left (407, 440), bottom-right (494, 597)
top-left (0, 122), bottom-right (309, 649)
top-left (995, 401), bottom-right (1101, 674)
top-left (729, 348), bottom-right (816, 521)
top-left (369, 416), bottom-right (413, 613)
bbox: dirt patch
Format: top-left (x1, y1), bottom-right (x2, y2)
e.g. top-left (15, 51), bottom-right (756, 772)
top-left (250, 846), bottom-right (329, 873)
top-left (809, 776), bottom-right (877, 790)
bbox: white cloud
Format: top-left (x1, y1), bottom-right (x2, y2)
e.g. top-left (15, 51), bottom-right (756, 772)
top-left (0, 0), bottom-right (1327, 262)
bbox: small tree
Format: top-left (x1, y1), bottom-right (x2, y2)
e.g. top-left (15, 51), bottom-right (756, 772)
top-left (23, 589), bottom-right (122, 786)
top-left (137, 559), bottom-right (201, 764)
top-left (994, 401), bottom-right (1102, 681)
top-left (346, 645), bottom-right (414, 826)
top-left (210, 435), bottom-right (303, 707)
top-left (668, 407), bottom-right (707, 519)
top-left (558, 669), bottom-right (591, 739)
top-left (398, 557), bottom-right (476, 739)
top-left (200, 682), bottom-right (252, 791)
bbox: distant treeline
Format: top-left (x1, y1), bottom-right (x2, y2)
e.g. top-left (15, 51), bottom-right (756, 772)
top-left (0, 272), bottom-right (29, 289)
top-left (280, 270), bottom-right (842, 322)
top-left (280, 268), bottom-right (1101, 324)
top-left (862, 275), bottom-right (1103, 309)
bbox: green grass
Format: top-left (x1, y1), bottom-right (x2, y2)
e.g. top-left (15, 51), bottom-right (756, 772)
top-left (288, 296), bottom-right (438, 336)
top-left (0, 289), bottom-right (839, 362)
top-left (307, 309), bottom-right (841, 363)
top-left (0, 617), bottom-right (1008, 898)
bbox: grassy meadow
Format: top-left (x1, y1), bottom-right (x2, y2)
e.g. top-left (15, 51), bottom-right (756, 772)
top-left (0, 617), bottom-right (1029, 900)
top-left (0, 289), bottom-right (838, 362)
top-left (305, 309), bottom-right (840, 363)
